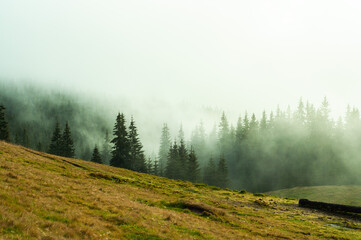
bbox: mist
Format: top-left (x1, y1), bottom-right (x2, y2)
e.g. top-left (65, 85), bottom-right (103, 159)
top-left (2, 1), bottom-right (361, 192)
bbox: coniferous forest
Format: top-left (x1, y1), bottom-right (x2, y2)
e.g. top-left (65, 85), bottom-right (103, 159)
top-left (2, 84), bottom-right (361, 192)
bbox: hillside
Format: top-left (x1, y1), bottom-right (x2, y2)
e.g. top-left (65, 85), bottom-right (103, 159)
top-left (1, 141), bottom-right (361, 239)
top-left (267, 186), bottom-right (361, 207)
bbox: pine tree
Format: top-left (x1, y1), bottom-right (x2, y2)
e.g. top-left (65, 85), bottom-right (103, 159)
top-left (158, 123), bottom-right (171, 176)
top-left (153, 158), bottom-right (159, 176)
top-left (0, 105), bottom-right (10, 142)
top-left (260, 111), bottom-right (267, 132)
top-left (91, 145), bottom-right (103, 163)
top-left (217, 156), bottom-right (229, 188)
top-left (128, 117), bottom-right (146, 172)
top-left (177, 139), bottom-right (188, 180)
top-left (187, 147), bottom-right (200, 182)
top-left (165, 142), bottom-right (178, 179)
top-left (101, 130), bottom-right (111, 165)
top-left (61, 122), bottom-right (75, 158)
top-left (203, 157), bottom-right (216, 186)
top-left (49, 121), bottom-right (62, 155)
top-left (22, 128), bottom-right (29, 147)
top-left (110, 113), bottom-right (130, 168)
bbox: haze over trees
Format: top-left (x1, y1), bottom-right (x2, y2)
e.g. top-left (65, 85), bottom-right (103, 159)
top-left (4, 82), bottom-right (361, 192)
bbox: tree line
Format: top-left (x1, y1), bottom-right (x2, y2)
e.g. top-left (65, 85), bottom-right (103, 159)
top-left (3, 96), bottom-right (361, 192)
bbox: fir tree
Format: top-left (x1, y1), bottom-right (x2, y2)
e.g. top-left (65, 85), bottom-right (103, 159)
top-left (217, 156), bottom-right (229, 188)
top-left (61, 122), bottom-right (75, 158)
top-left (128, 117), bottom-right (146, 172)
top-left (187, 147), bottom-right (200, 182)
top-left (91, 145), bottom-right (103, 164)
top-left (22, 128), bottom-right (29, 147)
top-left (153, 158), bottom-right (159, 176)
top-left (49, 121), bottom-right (62, 155)
top-left (158, 123), bottom-right (171, 176)
top-left (203, 157), bottom-right (216, 186)
top-left (110, 113), bottom-right (130, 168)
top-left (177, 139), bottom-right (188, 180)
top-left (0, 105), bottom-right (10, 142)
top-left (101, 130), bottom-right (111, 165)
top-left (165, 142), bottom-right (179, 179)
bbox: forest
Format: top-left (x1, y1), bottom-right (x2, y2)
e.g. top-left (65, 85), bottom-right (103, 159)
top-left (1, 83), bottom-right (361, 192)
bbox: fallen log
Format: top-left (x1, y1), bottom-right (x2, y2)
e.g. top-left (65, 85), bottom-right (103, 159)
top-left (299, 199), bottom-right (361, 214)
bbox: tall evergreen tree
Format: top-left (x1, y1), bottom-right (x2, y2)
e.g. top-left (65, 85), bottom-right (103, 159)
top-left (110, 113), bottom-right (130, 168)
top-left (177, 139), bottom-right (188, 180)
top-left (22, 128), bottom-right (30, 147)
top-left (158, 123), bottom-right (171, 176)
top-left (101, 130), bottom-right (111, 165)
top-left (0, 105), bottom-right (10, 142)
top-left (61, 122), bottom-right (75, 158)
top-left (165, 142), bottom-right (179, 179)
top-left (128, 117), bottom-right (146, 172)
top-left (49, 121), bottom-right (62, 155)
top-left (153, 158), bottom-right (159, 176)
top-left (91, 145), bottom-right (103, 164)
top-left (203, 157), bottom-right (216, 186)
top-left (187, 147), bottom-right (200, 182)
top-left (216, 156), bottom-right (229, 188)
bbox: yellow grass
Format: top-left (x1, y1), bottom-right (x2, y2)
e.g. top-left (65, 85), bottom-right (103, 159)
top-left (1, 141), bottom-right (361, 239)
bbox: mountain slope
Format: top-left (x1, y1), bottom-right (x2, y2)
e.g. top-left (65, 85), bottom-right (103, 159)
top-left (0, 141), bottom-right (361, 239)
top-left (267, 185), bottom-right (361, 207)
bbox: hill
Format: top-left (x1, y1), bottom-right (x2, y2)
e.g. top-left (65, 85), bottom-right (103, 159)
top-left (1, 141), bottom-right (361, 239)
top-left (267, 185), bottom-right (361, 207)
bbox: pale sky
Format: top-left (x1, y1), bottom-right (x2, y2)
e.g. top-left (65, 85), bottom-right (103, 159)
top-left (1, 0), bottom-right (361, 128)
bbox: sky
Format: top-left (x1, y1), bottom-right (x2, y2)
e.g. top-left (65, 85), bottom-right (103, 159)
top-left (1, 0), bottom-right (361, 134)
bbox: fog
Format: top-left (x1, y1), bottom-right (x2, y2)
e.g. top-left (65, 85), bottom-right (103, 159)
top-left (2, 0), bottom-right (361, 118)
top-left (2, 1), bottom-right (361, 191)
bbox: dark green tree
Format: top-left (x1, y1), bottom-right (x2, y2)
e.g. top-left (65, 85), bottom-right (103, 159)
top-left (110, 113), bottom-right (130, 168)
top-left (203, 157), bottom-right (216, 186)
top-left (153, 158), bottom-right (159, 176)
top-left (128, 117), bottom-right (146, 172)
top-left (165, 142), bottom-right (179, 179)
top-left (158, 123), bottom-right (171, 176)
top-left (101, 130), bottom-right (111, 165)
top-left (61, 122), bottom-right (75, 158)
top-left (91, 145), bottom-right (103, 164)
top-left (49, 121), bottom-right (62, 155)
top-left (0, 105), bottom-right (10, 142)
top-left (216, 156), bottom-right (229, 188)
top-left (187, 147), bottom-right (200, 182)
top-left (177, 139), bottom-right (188, 180)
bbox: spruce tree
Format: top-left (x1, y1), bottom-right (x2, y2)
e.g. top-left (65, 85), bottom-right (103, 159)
top-left (187, 148), bottom-right (200, 182)
top-left (91, 145), bottom-right (103, 163)
top-left (128, 117), bottom-right (146, 172)
top-left (22, 128), bottom-right (29, 147)
top-left (203, 157), bottom-right (216, 186)
top-left (158, 123), bottom-right (171, 176)
top-left (61, 122), bottom-right (75, 158)
top-left (177, 139), bottom-right (188, 180)
top-left (49, 121), bottom-right (62, 155)
top-left (217, 156), bottom-right (229, 188)
top-left (110, 113), bottom-right (130, 168)
top-left (153, 158), bottom-right (159, 176)
top-left (0, 105), bottom-right (10, 142)
top-left (101, 130), bottom-right (111, 165)
top-left (165, 142), bottom-right (178, 179)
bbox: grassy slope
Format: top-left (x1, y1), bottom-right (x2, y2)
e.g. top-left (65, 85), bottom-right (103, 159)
top-left (267, 185), bottom-right (361, 207)
top-left (0, 141), bottom-right (361, 239)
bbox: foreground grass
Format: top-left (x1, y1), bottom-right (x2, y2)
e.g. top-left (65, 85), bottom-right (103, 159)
top-left (0, 141), bottom-right (361, 239)
top-left (267, 185), bottom-right (361, 207)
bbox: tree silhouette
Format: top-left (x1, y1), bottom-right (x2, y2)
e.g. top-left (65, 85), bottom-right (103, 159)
top-left (0, 105), bottom-right (10, 142)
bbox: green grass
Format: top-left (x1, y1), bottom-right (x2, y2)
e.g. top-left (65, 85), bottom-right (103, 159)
top-left (267, 185), bottom-right (361, 206)
top-left (1, 141), bottom-right (361, 239)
